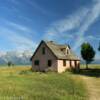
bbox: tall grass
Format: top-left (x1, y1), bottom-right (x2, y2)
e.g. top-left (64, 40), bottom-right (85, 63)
top-left (0, 66), bottom-right (87, 100)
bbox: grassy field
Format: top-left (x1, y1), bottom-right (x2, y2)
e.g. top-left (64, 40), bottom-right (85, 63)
top-left (0, 66), bottom-right (87, 100)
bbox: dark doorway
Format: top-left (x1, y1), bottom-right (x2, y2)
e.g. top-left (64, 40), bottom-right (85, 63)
top-left (70, 60), bottom-right (72, 68)
top-left (48, 60), bottom-right (52, 67)
top-left (74, 61), bottom-right (77, 67)
top-left (63, 60), bottom-right (66, 66)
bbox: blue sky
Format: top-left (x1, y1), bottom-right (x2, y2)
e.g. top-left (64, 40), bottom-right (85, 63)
top-left (0, 0), bottom-right (100, 59)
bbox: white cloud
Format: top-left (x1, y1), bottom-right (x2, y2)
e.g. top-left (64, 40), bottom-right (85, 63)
top-left (73, 0), bottom-right (100, 50)
top-left (86, 35), bottom-right (100, 41)
top-left (0, 19), bottom-right (35, 41)
top-left (0, 18), bottom-right (37, 52)
top-left (53, 8), bottom-right (89, 33)
top-left (45, 7), bottom-right (89, 37)
top-left (9, 33), bottom-right (37, 51)
top-left (0, 24), bottom-right (37, 52)
top-left (0, 51), bottom-right (7, 57)
top-left (44, 0), bottom-right (100, 51)
top-left (44, 7), bottom-right (89, 42)
top-left (25, 0), bottom-right (56, 17)
top-left (6, 21), bottom-right (33, 33)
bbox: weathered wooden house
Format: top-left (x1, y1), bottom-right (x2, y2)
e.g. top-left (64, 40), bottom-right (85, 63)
top-left (31, 40), bottom-right (80, 73)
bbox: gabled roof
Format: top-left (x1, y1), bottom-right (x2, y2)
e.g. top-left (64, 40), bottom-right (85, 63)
top-left (31, 40), bottom-right (80, 60)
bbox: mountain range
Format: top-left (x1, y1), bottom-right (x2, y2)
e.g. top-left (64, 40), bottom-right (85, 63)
top-left (0, 50), bottom-right (33, 65)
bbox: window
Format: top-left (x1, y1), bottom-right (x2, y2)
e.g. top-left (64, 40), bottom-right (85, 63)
top-left (74, 61), bottom-right (77, 67)
top-left (70, 61), bottom-right (72, 67)
top-left (61, 48), bottom-right (64, 51)
top-left (63, 60), bottom-right (66, 66)
top-left (42, 47), bottom-right (45, 54)
top-left (67, 49), bottom-right (69, 54)
top-left (34, 60), bottom-right (39, 65)
top-left (48, 60), bottom-right (52, 67)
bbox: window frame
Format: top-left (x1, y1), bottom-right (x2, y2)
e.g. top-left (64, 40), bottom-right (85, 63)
top-left (42, 47), bottom-right (45, 55)
top-left (34, 60), bottom-right (39, 66)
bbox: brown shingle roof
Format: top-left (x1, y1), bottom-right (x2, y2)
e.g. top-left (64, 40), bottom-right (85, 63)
top-left (44, 40), bottom-right (80, 60)
top-left (31, 40), bottom-right (80, 60)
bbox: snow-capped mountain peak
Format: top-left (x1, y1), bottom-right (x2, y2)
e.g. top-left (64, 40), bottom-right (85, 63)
top-left (0, 50), bottom-right (33, 65)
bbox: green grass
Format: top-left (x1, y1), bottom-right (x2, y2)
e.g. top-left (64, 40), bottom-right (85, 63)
top-left (0, 66), bottom-right (87, 100)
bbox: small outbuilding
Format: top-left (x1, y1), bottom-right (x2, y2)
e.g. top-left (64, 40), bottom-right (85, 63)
top-left (31, 40), bottom-right (80, 73)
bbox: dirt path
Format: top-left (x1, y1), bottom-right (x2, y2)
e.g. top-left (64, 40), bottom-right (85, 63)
top-left (81, 76), bottom-right (100, 100)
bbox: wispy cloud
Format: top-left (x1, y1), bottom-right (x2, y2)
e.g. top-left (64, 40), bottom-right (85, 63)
top-left (7, 21), bottom-right (32, 33)
top-left (86, 35), bottom-right (100, 41)
top-left (1, 19), bottom-right (35, 41)
top-left (1, 28), bottom-right (37, 51)
top-left (52, 8), bottom-right (89, 33)
top-left (9, 33), bottom-right (37, 51)
top-left (0, 20), bottom-right (37, 51)
top-left (73, 0), bottom-right (100, 50)
top-left (44, 7), bottom-right (89, 40)
top-left (44, 0), bottom-right (100, 50)
top-left (24, 0), bottom-right (57, 16)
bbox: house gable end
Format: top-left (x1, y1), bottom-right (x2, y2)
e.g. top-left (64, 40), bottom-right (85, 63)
top-left (30, 40), bottom-right (57, 61)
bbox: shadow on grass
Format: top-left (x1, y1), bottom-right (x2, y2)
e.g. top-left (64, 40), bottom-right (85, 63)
top-left (72, 68), bottom-right (100, 78)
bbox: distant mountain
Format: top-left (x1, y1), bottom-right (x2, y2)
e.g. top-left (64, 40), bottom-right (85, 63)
top-left (0, 50), bottom-right (33, 65)
top-left (0, 58), bottom-right (6, 65)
